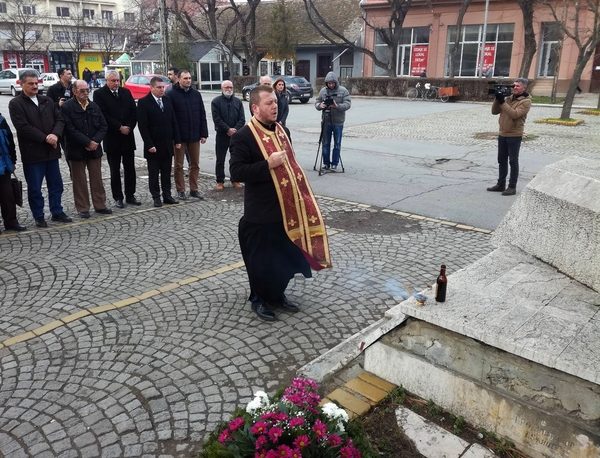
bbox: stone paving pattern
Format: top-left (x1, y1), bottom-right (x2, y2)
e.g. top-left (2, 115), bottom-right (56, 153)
top-left (0, 158), bottom-right (493, 456)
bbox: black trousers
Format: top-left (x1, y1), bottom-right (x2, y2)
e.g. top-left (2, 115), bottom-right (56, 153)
top-left (497, 136), bottom-right (522, 188)
top-left (106, 150), bottom-right (136, 201)
top-left (146, 155), bottom-right (172, 199)
top-left (215, 133), bottom-right (231, 183)
top-left (0, 171), bottom-right (18, 229)
top-left (238, 218), bottom-right (311, 305)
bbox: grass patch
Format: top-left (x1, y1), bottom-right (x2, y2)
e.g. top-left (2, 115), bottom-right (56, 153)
top-left (473, 132), bottom-right (539, 141)
top-left (530, 95), bottom-right (565, 104)
top-left (579, 108), bottom-right (600, 116)
top-left (534, 117), bottom-right (584, 126)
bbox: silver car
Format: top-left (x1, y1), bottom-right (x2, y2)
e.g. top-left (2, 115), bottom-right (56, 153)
top-left (0, 68), bottom-right (41, 96)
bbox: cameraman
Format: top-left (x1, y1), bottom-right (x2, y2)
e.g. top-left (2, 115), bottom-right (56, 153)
top-left (488, 78), bottom-right (531, 196)
top-left (315, 72), bottom-right (351, 171)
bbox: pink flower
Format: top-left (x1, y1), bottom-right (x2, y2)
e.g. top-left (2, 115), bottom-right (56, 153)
top-left (275, 444), bottom-right (293, 457)
top-left (290, 448), bottom-right (302, 458)
top-left (218, 429), bottom-right (230, 443)
top-left (312, 419), bottom-right (328, 438)
top-left (288, 417), bottom-right (305, 428)
top-left (265, 450), bottom-right (279, 458)
top-left (228, 417), bottom-right (245, 431)
top-left (255, 451), bottom-right (267, 458)
top-left (340, 441), bottom-right (362, 458)
top-left (327, 434), bottom-right (343, 447)
top-left (255, 435), bottom-right (268, 450)
top-left (268, 426), bottom-right (283, 443)
top-left (251, 421), bottom-right (268, 435)
top-left (293, 434), bottom-right (310, 449)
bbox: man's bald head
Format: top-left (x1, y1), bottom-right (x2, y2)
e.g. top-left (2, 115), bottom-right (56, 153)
top-left (259, 75), bottom-right (272, 86)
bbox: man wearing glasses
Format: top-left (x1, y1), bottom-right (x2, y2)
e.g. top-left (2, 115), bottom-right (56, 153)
top-left (93, 70), bottom-right (140, 208)
top-left (488, 78), bottom-right (532, 196)
top-left (61, 80), bottom-right (111, 218)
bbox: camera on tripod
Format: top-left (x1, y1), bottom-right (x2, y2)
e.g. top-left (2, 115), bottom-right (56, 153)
top-left (323, 94), bottom-right (337, 108)
top-left (488, 84), bottom-right (512, 97)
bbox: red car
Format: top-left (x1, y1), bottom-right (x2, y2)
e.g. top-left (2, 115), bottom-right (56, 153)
top-left (123, 74), bottom-right (171, 100)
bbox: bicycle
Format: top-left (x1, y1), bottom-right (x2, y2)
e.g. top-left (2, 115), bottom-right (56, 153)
top-left (406, 82), bottom-right (449, 102)
top-left (425, 85), bottom-right (450, 103)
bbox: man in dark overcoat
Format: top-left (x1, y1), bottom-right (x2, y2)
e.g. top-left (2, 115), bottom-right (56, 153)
top-left (93, 69), bottom-right (140, 208)
top-left (137, 77), bottom-right (181, 207)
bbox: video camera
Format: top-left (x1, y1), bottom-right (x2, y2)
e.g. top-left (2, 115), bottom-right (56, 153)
top-left (488, 84), bottom-right (512, 97)
top-left (323, 94), bottom-right (337, 108)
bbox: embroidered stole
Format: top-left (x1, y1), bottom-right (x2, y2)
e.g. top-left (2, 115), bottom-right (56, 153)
top-left (248, 118), bottom-right (332, 270)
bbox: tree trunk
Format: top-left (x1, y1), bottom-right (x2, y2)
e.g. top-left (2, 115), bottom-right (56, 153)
top-left (517, 0), bottom-right (536, 78)
top-left (449, 0), bottom-right (471, 78)
top-left (560, 48), bottom-right (594, 119)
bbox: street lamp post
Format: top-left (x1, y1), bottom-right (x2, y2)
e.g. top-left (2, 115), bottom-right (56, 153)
top-left (478, 0), bottom-right (490, 77)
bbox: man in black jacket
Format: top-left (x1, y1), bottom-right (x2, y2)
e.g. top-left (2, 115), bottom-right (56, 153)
top-left (211, 80), bottom-right (245, 191)
top-left (166, 70), bottom-right (208, 200)
top-left (8, 70), bottom-right (72, 227)
top-left (93, 69), bottom-right (140, 208)
top-left (46, 68), bottom-right (74, 108)
top-left (138, 77), bottom-right (182, 207)
top-left (62, 80), bottom-right (110, 218)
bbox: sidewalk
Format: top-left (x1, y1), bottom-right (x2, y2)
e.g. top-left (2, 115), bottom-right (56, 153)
top-left (0, 158), bottom-right (493, 456)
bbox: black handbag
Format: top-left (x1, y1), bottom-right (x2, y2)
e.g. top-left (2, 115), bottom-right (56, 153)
top-left (10, 172), bottom-right (23, 207)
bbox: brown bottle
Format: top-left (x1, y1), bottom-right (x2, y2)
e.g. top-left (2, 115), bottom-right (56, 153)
top-left (435, 265), bottom-right (447, 302)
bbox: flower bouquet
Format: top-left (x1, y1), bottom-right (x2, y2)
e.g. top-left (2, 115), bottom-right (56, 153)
top-left (202, 377), bottom-right (364, 457)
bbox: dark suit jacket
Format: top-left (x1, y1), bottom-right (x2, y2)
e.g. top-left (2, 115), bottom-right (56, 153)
top-left (8, 93), bottom-right (64, 164)
top-left (137, 93), bottom-right (180, 159)
top-left (61, 99), bottom-right (107, 161)
top-left (93, 85), bottom-right (137, 153)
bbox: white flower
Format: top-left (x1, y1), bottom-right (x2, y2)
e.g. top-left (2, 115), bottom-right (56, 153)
top-left (246, 390), bottom-right (270, 414)
top-left (321, 402), bottom-right (349, 432)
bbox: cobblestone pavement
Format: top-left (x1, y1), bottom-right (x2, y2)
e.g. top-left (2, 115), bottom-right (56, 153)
top-left (0, 158), bottom-right (493, 456)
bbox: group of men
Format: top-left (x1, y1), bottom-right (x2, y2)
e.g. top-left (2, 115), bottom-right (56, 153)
top-left (6, 67), bottom-right (250, 226)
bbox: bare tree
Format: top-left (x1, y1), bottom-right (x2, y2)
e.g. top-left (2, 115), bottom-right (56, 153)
top-left (55, 8), bottom-right (88, 77)
top-left (3, 0), bottom-right (46, 67)
top-left (542, 0), bottom-right (600, 119)
top-left (303, 0), bottom-right (412, 77)
top-left (126, 0), bottom-right (161, 53)
top-left (228, 0), bottom-right (262, 76)
top-left (267, 0), bottom-right (297, 62)
top-left (98, 22), bottom-right (127, 66)
top-left (448, 0), bottom-right (472, 78)
top-left (517, 0), bottom-right (538, 78)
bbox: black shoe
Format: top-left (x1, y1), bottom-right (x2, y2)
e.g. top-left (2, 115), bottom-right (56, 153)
top-left (51, 212), bottom-right (73, 223)
top-left (486, 184), bottom-right (505, 192)
top-left (251, 302), bottom-right (277, 322)
top-left (153, 198), bottom-right (163, 207)
top-left (6, 224), bottom-right (27, 232)
top-left (322, 164), bottom-right (330, 171)
top-left (502, 187), bottom-right (516, 196)
top-left (177, 191), bottom-right (187, 200)
top-left (35, 218), bottom-right (48, 228)
top-left (189, 191), bottom-right (204, 200)
top-left (163, 196), bottom-right (179, 205)
top-left (115, 199), bottom-right (124, 208)
top-left (125, 196), bottom-right (142, 206)
top-left (79, 211), bottom-right (91, 219)
top-left (276, 296), bottom-right (300, 313)
top-left (95, 208), bottom-right (113, 215)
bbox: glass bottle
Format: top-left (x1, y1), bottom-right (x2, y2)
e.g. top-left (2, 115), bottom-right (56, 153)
top-left (435, 265), bottom-right (447, 302)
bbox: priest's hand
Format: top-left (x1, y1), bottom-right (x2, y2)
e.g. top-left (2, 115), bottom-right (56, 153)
top-left (268, 151), bottom-right (286, 169)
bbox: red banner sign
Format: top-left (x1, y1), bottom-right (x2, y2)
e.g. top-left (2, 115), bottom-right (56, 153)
top-left (483, 43), bottom-right (496, 74)
top-left (410, 45), bottom-right (429, 77)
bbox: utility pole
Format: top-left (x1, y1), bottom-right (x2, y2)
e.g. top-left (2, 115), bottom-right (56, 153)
top-left (478, 0), bottom-right (490, 77)
top-left (158, 0), bottom-right (169, 72)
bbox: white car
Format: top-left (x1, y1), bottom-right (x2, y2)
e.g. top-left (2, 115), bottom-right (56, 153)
top-left (0, 68), bottom-right (41, 96)
top-left (39, 72), bottom-right (60, 94)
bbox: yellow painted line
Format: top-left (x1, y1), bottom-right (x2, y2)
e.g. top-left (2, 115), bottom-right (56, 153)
top-left (32, 320), bottom-right (63, 336)
top-left (0, 260), bottom-right (248, 350)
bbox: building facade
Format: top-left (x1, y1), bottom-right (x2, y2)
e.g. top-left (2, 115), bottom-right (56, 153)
top-left (361, 0), bottom-right (599, 94)
top-left (0, 0), bottom-right (138, 77)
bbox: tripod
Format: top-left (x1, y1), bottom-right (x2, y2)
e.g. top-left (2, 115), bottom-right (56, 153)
top-left (313, 109), bottom-right (345, 176)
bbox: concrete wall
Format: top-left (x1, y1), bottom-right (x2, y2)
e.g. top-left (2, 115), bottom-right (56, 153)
top-left (365, 319), bottom-right (600, 458)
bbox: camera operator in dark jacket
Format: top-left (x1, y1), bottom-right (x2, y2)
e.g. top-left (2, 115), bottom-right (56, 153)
top-left (166, 70), bottom-right (208, 200)
top-left (46, 68), bottom-right (74, 109)
top-left (315, 72), bottom-right (351, 171)
top-left (210, 80), bottom-right (245, 190)
top-left (62, 80), bottom-right (111, 218)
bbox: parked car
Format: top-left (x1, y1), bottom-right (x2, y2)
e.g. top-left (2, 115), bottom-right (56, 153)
top-left (39, 72), bottom-right (60, 94)
top-left (124, 74), bottom-right (171, 100)
top-left (242, 75), bottom-right (313, 103)
top-left (0, 68), bottom-right (41, 96)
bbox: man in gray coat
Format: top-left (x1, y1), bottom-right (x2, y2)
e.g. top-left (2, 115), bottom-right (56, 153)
top-left (315, 72), bottom-right (351, 171)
